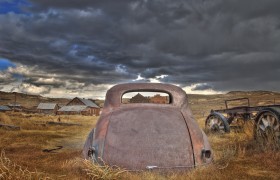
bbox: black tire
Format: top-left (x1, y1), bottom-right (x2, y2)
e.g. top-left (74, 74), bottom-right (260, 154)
top-left (254, 107), bottom-right (280, 143)
top-left (205, 112), bottom-right (230, 133)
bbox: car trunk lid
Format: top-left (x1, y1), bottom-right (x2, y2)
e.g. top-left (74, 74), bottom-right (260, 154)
top-left (103, 106), bottom-right (194, 170)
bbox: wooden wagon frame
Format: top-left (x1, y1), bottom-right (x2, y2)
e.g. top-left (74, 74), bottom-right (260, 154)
top-left (205, 98), bottom-right (280, 141)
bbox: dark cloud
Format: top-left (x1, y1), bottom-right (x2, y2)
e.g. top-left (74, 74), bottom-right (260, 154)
top-left (0, 0), bottom-right (280, 95)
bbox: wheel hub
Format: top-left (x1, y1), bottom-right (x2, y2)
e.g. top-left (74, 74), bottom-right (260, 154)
top-left (257, 111), bottom-right (280, 144)
top-left (211, 124), bottom-right (220, 132)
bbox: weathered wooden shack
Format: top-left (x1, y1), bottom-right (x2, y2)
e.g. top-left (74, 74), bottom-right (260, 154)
top-left (37, 103), bottom-right (59, 114)
top-left (8, 103), bottom-right (22, 111)
top-left (129, 93), bottom-right (150, 103)
top-left (149, 94), bottom-right (169, 104)
top-left (65, 97), bottom-right (100, 116)
top-left (0, 105), bottom-right (11, 112)
top-left (57, 105), bottom-right (92, 116)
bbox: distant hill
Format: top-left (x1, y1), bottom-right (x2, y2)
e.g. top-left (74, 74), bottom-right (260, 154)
top-left (1, 90), bottom-right (280, 110)
top-left (226, 90), bottom-right (280, 96)
top-left (0, 91), bottom-right (106, 109)
top-left (0, 91), bottom-right (70, 109)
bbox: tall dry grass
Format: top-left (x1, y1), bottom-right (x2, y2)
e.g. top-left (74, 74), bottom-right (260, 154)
top-left (0, 150), bottom-right (49, 179)
top-left (0, 112), bottom-right (12, 124)
top-left (83, 160), bottom-right (127, 180)
top-left (1, 112), bottom-right (279, 179)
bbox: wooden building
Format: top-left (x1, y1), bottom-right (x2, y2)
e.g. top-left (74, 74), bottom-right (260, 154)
top-left (129, 93), bottom-right (150, 103)
top-left (37, 103), bottom-right (59, 114)
top-left (0, 105), bottom-right (11, 112)
top-left (57, 105), bottom-right (92, 115)
top-left (150, 94), bottom-right (169, 104)
top-left (60, 97), bottom-right (100, 116)
top-left (8, 102), bottom-right (22, 111)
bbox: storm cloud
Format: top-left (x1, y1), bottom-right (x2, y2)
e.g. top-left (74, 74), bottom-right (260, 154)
top-left (1, 0), bottom-right (280, 97)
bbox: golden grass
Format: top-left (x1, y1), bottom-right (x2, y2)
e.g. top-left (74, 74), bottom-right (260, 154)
top-left (0, 106), bottom-right (280, 179)
top-left (0, 112), bottom-right (12, 124)
top-left (83, 160), bottom-right (127, 180)
top-left (0, 150), bottom-right (49, 179)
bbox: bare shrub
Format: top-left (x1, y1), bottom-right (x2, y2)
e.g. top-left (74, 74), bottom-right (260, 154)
top-left (0, 150), bottom-right (49, 179)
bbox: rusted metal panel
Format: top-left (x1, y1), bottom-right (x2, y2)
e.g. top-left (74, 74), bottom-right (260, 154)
top-left (83, 83), bottom-right (212, 170)
top-left (103, 106), bottom-right (194, 169)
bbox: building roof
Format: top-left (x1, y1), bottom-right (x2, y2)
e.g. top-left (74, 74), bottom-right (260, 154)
top-left (8, 102), bottom-right (21, 107)
top-left (76, 97), bottom-right (100, 108)
top-left (0, 105), bottom-right (11, 111)
top-left (129, 93), bottom-right (150, 103)
top-left (37, 103), bottom-right (57, 110)
top-left (58, 105), bottom-right (88, 112)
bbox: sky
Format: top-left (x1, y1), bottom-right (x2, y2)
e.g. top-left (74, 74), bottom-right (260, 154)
top-left (0, 0), bottom-right (280, 99)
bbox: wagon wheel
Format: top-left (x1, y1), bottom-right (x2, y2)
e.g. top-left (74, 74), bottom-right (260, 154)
top-left (255, 109), bottom-right (280, 144)
top-left (205, 112), bottom-right (230, 133)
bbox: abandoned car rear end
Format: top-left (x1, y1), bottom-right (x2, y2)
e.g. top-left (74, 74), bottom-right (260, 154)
top-left (83, 83), bottom-right (212, 170)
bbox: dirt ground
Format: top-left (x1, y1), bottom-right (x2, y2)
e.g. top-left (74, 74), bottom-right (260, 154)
top-left (1, 92), bottom-right (280, 179)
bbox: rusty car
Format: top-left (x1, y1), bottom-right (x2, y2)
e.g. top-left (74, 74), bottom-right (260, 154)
top-left (83, 83), bottom-right (212, 171)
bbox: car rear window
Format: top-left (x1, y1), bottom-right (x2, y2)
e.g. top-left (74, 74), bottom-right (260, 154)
top-left (122, 91), bottom-right (171, 104)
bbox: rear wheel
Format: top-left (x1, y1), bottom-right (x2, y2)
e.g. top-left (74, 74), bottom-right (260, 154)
top-left (205, 112), bottom-right (230, 133)
top-left (255, 108), bottom-right (280, 144)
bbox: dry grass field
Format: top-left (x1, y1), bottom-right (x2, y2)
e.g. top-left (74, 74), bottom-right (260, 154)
top-left (1, 91), bottom-right (280, 179)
